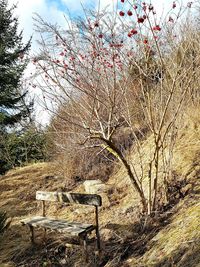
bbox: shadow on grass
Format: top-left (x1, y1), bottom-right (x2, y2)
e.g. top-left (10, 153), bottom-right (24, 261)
top-left (3, 202), bottom-right (177, 267)
top-left (4, 187), bottom-right (200, 267)
top-left (151, 242), bottom-right (200, 267)
top-left (4, 213), bottom-right (199, 267)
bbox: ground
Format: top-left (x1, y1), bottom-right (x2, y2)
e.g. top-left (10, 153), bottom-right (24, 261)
top-left (0, 107), bottom-right (199, 267)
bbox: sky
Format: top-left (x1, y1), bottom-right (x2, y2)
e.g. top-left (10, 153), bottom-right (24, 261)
top-left (8, 0), bottom-right (116, 49)
top-left (7, 0), bottom-right (191, 125)
top-left (6, 0), bottom-right (118, 125)
top-left (8, 0), bottom-right (184, 56)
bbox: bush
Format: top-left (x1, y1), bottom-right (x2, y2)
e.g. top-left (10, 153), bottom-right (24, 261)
top-left (0, 126), bottom-right (49, 174)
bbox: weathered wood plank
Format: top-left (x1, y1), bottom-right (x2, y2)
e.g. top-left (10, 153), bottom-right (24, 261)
top-left (36, 191), bottom-right (102, 206)
top-left (21, 216), bottom-right (95, 236)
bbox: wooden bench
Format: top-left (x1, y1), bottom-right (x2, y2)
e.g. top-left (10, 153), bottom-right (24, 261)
top-left (21, 191), bottom-right (102, 259)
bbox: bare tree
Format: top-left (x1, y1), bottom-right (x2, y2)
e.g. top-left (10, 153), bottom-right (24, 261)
top-left (31, 1), bottom-right (199, 214)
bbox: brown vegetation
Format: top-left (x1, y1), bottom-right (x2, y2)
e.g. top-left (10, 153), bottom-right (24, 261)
top-left (1, 1), bottom-right (200, 266)
top-left (31, 1), bottom-right (200, 215)
top-left (0, 104), bottom-right (199, 266)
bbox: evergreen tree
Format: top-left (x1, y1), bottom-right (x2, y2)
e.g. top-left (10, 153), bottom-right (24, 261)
top-left (0, 0), bottom-right (32, 129)
top-left (0, 125), bottom-right (49, 172)
top-left (0, 0), bottom-right (34, 174)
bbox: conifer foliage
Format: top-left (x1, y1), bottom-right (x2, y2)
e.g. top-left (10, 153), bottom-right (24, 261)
top-left (0, 0), bottom-right (35, 174)
top-left (0, 0), bottom-right (31, 129)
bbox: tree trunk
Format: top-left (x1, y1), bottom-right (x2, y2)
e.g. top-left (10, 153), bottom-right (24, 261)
top-left (100, 138), bottom-right (147, 213)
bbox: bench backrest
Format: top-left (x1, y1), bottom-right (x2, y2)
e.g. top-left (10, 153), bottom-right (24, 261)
top-left (36, 191), bottom-right (102, 207)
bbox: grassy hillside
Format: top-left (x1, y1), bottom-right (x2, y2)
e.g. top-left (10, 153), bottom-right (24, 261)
top-left (0, 106), bottom-right (199, 267)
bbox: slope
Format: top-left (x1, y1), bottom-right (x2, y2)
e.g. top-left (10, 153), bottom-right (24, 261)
top-left (0, 106), bottom-right (199, 267)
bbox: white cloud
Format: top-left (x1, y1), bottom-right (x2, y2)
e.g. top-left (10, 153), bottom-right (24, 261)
top-left (99, 0), bottom-right (117, 9)
top-left (6, 0), bottom-right (194, 126)
top-left (8, 0), bottom-right (67, 51)
top-left (61, 0), bottom-right (94, 10)
top-left (7, 0), bottom-right (68, 125)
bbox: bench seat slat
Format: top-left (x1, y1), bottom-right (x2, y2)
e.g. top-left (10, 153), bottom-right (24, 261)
top-left (21, 216), bottom-right (95, 236)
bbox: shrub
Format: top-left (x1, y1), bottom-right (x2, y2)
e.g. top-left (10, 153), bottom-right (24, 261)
top-left (33, 1), bottom-right (200, 214)
top-left (0, 126), bottom-right (49, 174)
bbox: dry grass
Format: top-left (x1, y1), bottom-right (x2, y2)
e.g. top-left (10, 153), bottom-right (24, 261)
top-left (0, 162), bottom-right (139, 266)
top-left (0, 106), bottom-right (199, 266)
top-left (109, 105), bottom-right (200, 203)
top-left (126, 196), bottom-right (200, 267)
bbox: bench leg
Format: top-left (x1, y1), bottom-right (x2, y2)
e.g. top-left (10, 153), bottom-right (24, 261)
top-left (96, 228), bottom-right (101, 253)
top-left (82, 235), bottom-right (88, 262)
top-left (29, 225), bottom-right (35, 243)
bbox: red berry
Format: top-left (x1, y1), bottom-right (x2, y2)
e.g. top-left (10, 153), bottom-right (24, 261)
top-left (127, 10), bottom-right (133, 16)
top-left (172, 1), bottom-right (176, 8)
top-left (121, 0), bottom-right (125, 2)
top-left (114, 44), bottom-right (123, 48)
top-left (152, 25), bottom-right (161, 31)
top-left (119, 11), bottom-right (125, 16)
top-left (138, 17), bottom-right (144, 23)
top-left (131, 29), bottom-right (138, 35)
top-left (143, 39), bottom-right (148, 44)
top-left (128, 32), bottom-right (133, 37)
top-left (98, 34), bottom-right (103, 38)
